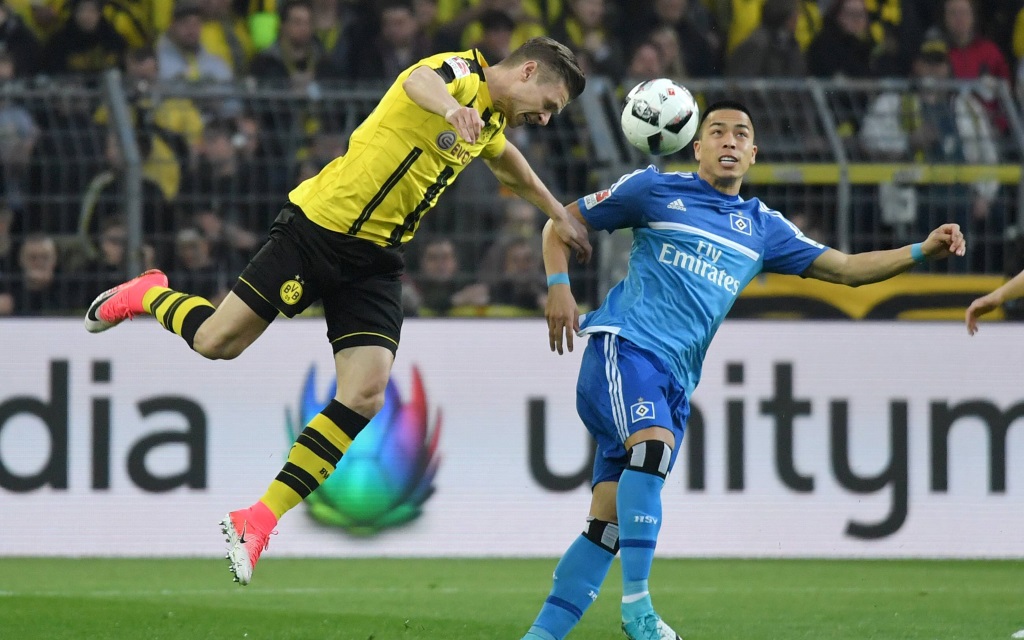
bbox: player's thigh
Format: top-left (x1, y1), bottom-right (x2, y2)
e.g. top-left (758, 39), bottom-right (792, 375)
top-left (624, 426), bottom-right (676, 451)
top-left (321, 270), bottom-right (404, 356)
top-left (332, 344), bottom-right (395, 410)
top-left (577, 333), bottom-right (687, 483)
top-left (199, 290), bottom-right (272, 345)
top-left (233, 204), bottom-right (324, 321)
top-left (323, 276), bottom-right (400, 416)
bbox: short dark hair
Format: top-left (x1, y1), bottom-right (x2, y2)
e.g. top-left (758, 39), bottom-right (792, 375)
top-left (501, 36), bottom-right (586, 100)
top-left (279, 0), bottom-right (312, 22)
top-left (479, 9), bottom-right (515, 33)
top-left (761, 0), bottom-right (798, 31)
top-left (171, 0), bottom-right (201, 21)
top-left (698, 100), bottom-right (753, 134)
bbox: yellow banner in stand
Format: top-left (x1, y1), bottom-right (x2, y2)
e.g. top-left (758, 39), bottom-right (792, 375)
top-left (663, 163), bottom-right (1024, 185)
top-left (735, 273), bottom-right (1008, 320)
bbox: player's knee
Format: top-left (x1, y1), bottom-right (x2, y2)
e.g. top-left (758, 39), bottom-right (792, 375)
top-left (625, 440), bottom-right (672, 479)
top-left (338, 378), bottom-right (388, 417)
top-left (192, 324), bottom-right (247, 360)
top-left (583, 516), bottom-right (620, 555)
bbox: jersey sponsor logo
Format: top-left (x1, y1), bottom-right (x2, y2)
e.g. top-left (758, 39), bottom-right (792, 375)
top-left (667, 198), bottom-right (687, 211)
top-left (583, 189), bottom-right (611, 209)
top-left (280, 278), bottom-right (303, 305)
top-left (730, 213), bottom-right (752, 236)
top-left (657, 241), bottom-right (741, 295)
top-left (630, 400), bottom-right (655, 422)
top-left (436, 130), bottom-right (457, 150)
top-left (444, 56), bottom-right (472, 78)
top-left (448, 141), bottom-right (473, 165)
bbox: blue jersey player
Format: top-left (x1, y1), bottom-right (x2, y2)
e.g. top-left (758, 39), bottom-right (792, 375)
top-left (521, 101), bottom-right (966, 640)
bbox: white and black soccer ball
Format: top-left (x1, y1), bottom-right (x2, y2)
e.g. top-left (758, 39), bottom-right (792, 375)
top-left (620, 78), bottom-right (699, 156)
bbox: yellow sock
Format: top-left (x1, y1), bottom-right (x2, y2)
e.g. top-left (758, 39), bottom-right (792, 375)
top-left (260, 401), bottom-right (368, 519)
top-left (145, 288), bottom-right (216, 349)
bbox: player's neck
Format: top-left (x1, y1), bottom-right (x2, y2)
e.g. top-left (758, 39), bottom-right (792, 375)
top-left (482, 66), bottom-right (500, 92)
top-left (697, 168), bottom-right (743, 196)
top-left (483, 66), bottom-right (510, 119)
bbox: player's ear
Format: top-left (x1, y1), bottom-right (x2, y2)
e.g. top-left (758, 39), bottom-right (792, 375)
top-left (521, 60), bottom-right (537, 81)
top-left (749, 143), bottom-right (757, 165)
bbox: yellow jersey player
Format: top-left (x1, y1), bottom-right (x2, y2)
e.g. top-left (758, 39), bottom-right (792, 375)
top-left (83, 36), bottom-right (589, 586)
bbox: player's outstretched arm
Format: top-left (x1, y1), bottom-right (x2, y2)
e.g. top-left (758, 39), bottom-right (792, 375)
top-left (484, 142), bottom-right (592, 263)
top-left (542, 203), bottom-right (591, 355)
top-left (966, 269), bottom-right (1024, 335)
top-left (402, 66), bottom-right (484, 143)
top-left (802, 223), bottom-right (966, 287)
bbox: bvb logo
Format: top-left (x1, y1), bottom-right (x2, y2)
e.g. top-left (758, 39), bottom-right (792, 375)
top-left (436, 131), bottom-right (457, 150)
top-left (280, 279), bottom-right (303, 305)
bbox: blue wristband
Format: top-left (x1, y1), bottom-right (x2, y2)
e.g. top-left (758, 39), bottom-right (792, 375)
top-left (547, 272), bottom-right (571, 287)
top-left (911, 243), bottom-right (925, 263)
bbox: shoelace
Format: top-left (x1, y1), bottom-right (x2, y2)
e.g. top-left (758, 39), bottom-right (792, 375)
top-left (245, 527), bottom-right (278, 554)
top-left (102, 294), bottom-right (136, 323)
top-left (627, 614), bottom-right (664, 640)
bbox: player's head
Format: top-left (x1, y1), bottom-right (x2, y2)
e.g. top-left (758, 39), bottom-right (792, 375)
top-left (693, 100), bottom-right (756, 194)
top-left (492, 37), bottom-right (586, 128)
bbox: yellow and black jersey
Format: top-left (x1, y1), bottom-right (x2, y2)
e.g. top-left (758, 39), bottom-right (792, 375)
top-left (289, 49), bottom-right (508, 247)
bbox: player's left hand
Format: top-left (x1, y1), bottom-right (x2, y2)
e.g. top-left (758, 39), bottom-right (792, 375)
top-left (545, 284), bottom-right (579, 355)
top-left (965, 292), bottom-right (1001, 335)
top-left (552, 215), bottom-right (592, 264)
top-left (922, 223), bottom-right (966, 259)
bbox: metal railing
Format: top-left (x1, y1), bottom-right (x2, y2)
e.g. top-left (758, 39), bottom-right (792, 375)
top-left (588, 78), bottom-right (1024, 296)
top-left (0, 73), bottom-right (1021, 316)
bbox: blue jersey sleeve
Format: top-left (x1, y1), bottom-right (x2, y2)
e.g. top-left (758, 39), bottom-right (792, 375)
top-left (576, 166), bottom-right (656, 232)
top-left (761, 206), bottom-right (830, 275)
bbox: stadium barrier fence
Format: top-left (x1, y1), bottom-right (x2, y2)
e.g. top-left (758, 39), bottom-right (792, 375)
top-left (0, 74), bottom-right (1021, 316)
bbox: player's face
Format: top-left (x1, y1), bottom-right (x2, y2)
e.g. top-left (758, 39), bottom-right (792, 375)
top-left (506, 62), bottom-right (570, 128)
top-left (693, 109), bottom-right (757, 189)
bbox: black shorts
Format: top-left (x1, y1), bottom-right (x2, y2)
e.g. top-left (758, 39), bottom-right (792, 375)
top-left (233, 203), bottom-right (405, 354)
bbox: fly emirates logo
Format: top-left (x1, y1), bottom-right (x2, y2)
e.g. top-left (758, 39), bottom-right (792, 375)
top-left (658, 239), bottom-right (741, 295)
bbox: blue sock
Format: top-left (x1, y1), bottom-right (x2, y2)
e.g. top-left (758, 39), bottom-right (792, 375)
top-left (617, 468), bottom-right (664, 621)
top-left (528, 534), bottom-right (616, 640)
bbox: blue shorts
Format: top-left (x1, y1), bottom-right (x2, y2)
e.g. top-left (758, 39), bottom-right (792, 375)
top-left (577, 333), bottom-right (690, 486)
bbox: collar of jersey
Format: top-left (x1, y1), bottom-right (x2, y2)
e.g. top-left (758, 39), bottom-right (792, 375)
top-left (472, 49), bottom-right (498, 125)
top-left (693, 172), bottom-right (743, 205)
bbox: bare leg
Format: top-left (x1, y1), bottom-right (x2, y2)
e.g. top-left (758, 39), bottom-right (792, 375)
top-left (191, 292), bottom-right (272, 360)
top-left (332, 345), bottom-right (395, 417)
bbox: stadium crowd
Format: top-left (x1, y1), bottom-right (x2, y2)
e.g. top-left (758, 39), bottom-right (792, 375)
top-left (0, 0), bottom-right (1022, 317)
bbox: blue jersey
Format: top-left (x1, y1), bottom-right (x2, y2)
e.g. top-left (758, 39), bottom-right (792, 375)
top-left (577, 166), bottom-right (829, 398)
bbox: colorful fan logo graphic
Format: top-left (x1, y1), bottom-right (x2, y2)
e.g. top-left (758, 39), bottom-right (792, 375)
top-left (286, 365), bottom-right (442, 536)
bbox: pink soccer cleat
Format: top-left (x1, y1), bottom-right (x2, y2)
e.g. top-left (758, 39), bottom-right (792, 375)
top-left (84, 269), bottom-right (168, 333)
top-left (221, 505), bottom-right (277, 586)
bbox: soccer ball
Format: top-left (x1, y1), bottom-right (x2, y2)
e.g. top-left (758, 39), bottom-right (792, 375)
top-left (620, 78), bottom-right (699, 156)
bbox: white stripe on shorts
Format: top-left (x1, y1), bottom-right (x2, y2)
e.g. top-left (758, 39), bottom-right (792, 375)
top-left (603, 334), bottom-right (630, 443)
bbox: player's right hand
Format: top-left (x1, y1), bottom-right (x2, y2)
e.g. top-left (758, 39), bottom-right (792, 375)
top-left (965, 292), bottom-right (1001, 335)
top-left (546, 284), bottom-right (579, 355)
top-left (445, 106), bottom-right (484, 144)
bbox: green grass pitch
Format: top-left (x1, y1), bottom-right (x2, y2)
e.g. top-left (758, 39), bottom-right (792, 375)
top-left (0, 558), bottom-right (1020, 639)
